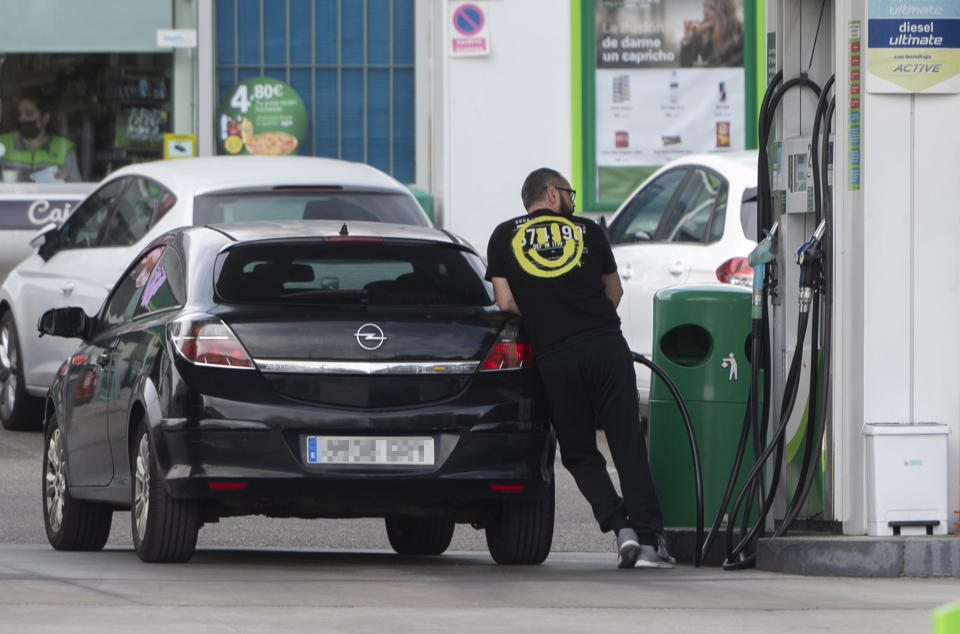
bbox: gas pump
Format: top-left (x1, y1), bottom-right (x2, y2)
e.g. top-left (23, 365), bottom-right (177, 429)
top-left (758, 0), bottom-right (836, 538)
top-left (640, 0), bottom-right (958, 570)
top-left (696, 0), bottom-right (841, 567)
top-left (748, 0), bottom-right (958, 553)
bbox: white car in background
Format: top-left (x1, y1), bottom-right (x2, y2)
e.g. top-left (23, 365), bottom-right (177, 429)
top-left (0, 156), bottom-right (431, 430)
top-left (605, 151), bottom-right (759, 416)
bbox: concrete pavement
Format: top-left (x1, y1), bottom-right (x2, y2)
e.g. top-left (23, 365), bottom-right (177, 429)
top-left (1, 544), bottom-right (957, 633)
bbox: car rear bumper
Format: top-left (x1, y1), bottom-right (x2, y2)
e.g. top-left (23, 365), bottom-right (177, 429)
top-left (151, 421), bottom-right (555, 518)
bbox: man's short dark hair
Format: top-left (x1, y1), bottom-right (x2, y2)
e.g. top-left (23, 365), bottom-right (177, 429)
top-left (521, 167), bottom-right (567, 209)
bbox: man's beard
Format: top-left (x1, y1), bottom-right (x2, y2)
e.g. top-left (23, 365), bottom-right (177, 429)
top-left (559, 197), bottom-right (574, 216)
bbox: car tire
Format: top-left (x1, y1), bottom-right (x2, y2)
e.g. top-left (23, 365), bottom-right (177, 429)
top-left (385, 516), bottom-right (455, 555)
top-left (42, 414), bottom-right (113, 550)
top-left (0, 313), bottom-right (43, 431)
top-left (485, 478), bottom-right (555, 565)
top-left (131, 421), bottom-right (200, 563)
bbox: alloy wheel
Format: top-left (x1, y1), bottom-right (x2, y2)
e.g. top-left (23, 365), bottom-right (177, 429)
top-left (44, 428), bottom-right (66, 532)
top-left (134, 433), bottom-right (151, 542)
top-left (0, 324), bottom-right (17, 416)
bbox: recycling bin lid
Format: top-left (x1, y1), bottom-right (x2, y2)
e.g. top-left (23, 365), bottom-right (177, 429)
top-left (863, 422), bottom-right (950, 436)
top-left (654, 283), bottom-right (751, 301)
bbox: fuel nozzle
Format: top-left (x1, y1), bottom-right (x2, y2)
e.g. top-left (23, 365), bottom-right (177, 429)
top-left (796, 220), bottom-right (826, 312)
top-left (747, 221), bottom-right (778, 319)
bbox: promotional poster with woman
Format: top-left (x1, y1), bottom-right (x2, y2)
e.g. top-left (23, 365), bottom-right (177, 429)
top-left (595, 0), bottom-right (746, 167)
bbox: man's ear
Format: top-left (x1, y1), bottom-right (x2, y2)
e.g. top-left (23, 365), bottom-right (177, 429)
top-left (544, 185), bottom-right (557, 209)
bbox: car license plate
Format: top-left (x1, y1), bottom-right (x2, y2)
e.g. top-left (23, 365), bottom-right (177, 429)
top-left (305, 436), bottom-right (435, 465)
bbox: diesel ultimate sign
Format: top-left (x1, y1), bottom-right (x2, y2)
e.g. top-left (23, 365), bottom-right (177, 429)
top-left (867, 0), bottom-right (960, 93)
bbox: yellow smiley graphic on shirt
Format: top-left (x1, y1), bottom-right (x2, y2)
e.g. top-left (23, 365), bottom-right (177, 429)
top-left (511, 215), bottom-right (583, 278)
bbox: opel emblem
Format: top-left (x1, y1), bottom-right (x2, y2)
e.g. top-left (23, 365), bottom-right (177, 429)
top-left (354, 323), bottom-right (387, 351)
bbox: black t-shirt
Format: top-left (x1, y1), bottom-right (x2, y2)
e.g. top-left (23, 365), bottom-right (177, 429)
top-left (485, 209), bottom-right (620, 352)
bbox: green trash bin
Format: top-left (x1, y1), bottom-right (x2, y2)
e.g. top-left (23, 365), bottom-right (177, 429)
top-left (405, 185), bottom-right (435, 224)
top-left (648, 284), bottom-right (760, 528)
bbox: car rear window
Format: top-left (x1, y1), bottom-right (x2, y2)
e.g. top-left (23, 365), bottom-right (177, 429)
top-left (214, 242), bottom-right (494, 306)
top-left (193, 191), bottom-right (429, 227)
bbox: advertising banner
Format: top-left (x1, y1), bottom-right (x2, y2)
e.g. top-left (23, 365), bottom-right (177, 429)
top-left (594, 0), bottom-right (746, 167)
top-left (218, 77), bottom-right (308, 155)
top-left (866, 0), bottom-right (960, 93)
top-left (0, 196), bottom-right (86, 230)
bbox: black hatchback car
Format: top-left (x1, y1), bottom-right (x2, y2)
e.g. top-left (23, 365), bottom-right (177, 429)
top-left (39, 220), bottom-right (555, 563)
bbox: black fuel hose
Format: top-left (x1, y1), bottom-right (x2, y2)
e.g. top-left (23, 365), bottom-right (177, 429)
top-left (774, 90), bottom-right (836, 537)
top-left (723, 311), bottom-right (810, 566)
top-left (774, 76), bottom-right (835, 535)
top-left (810, 75), bottom-right (836, 226)
top-left (758, 74), bottom-right (823, 229)
top-left (632, 351), bottom-right (704, 568)
top-left (698, 317), bottom-right (764, 562)
top-left (709, 72), bottom-right (821, 569)
top-left (734, 315), bottom-right (769, 561)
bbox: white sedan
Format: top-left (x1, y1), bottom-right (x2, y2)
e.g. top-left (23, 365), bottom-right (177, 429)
top-left (606, 151), bottom-right (758, 416)
top-left (0, 156), bottom-right (431, 430)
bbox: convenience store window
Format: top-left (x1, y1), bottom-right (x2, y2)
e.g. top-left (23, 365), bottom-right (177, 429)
top-left (0, 53), bottom-right (173, 183)
top-left (0, 0), bottom-right (176, 184)
top-left (214, 0), bottom-right (416, 183)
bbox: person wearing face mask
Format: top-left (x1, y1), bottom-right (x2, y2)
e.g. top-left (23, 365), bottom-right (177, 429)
top-left (485, 168), bottom-right (675, 569)
top-left (0, 92), bottom-right (82, 183)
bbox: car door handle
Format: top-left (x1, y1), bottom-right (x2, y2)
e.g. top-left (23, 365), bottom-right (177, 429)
top-left (668, 262), bottom-right (685, 276)
top-left (61, 281), bottom-right (75, 295)
top-left (620, 264), bottom-right (634, 280)
top-left (96, 352), bottom-right (112, 367)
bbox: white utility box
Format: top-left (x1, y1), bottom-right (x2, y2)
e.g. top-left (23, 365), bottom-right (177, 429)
top-left (864, 423), bottom-right (950, 536)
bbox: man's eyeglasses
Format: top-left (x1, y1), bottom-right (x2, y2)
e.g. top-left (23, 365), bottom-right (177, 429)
top-left (555, 187), bottom-right (576, 203)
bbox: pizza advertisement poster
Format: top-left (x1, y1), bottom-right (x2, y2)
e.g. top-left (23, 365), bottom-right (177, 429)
top-left (218, 77), bottom-right (308, 156)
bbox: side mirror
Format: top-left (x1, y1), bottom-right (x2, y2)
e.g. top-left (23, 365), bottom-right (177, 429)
top-left (740, 187), bottom-right (759, 242)
top-left (37, 307), bottom-right (94, 340)
top-left (599, 215), bottom-right (610, 240)
top-left (30, 223), bottom-right (60, 261)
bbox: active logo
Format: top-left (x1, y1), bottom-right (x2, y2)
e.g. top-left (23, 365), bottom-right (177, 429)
top-left (511, 215), bottom-right (584, 278)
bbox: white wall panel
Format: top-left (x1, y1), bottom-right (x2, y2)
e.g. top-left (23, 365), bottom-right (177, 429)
top-left (860, 93), bottom-right (912, 423)
top-left (441, 0), bottom-right (572, 252)
top-left (913, 93), bottom-right (960, 513)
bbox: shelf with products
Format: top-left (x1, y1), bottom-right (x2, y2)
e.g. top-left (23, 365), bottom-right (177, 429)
top-left (100, 63), bottom-right (170, 104)
top-left (113, 107), bottom-right (169, 147)
top-left (92, 61), bottom-right (171, 171)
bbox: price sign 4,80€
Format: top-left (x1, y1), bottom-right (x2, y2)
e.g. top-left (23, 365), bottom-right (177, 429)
top-left (219, 77), bottom-right (307, 156)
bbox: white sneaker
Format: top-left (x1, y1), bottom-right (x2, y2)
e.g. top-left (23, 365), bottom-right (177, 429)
top-left (616, 528), bottom-right (641, 569)
top-left (635, 543), bottom-right (674, 568)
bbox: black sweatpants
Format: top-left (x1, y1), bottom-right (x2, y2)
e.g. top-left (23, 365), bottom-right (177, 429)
top-left (537, 328), bottom-right (664, 539)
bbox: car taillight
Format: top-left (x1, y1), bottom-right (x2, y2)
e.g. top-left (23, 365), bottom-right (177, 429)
top-left (490, 483), bottom-right (525, 492)
top-left (170, 318), bottom-right (255, 369)
top-left (481, 342), bottom-right (535, 370)
top-left (716, 257), bottom-right (754, 287)
top-left (480, 324), bottom-right (535, 371)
